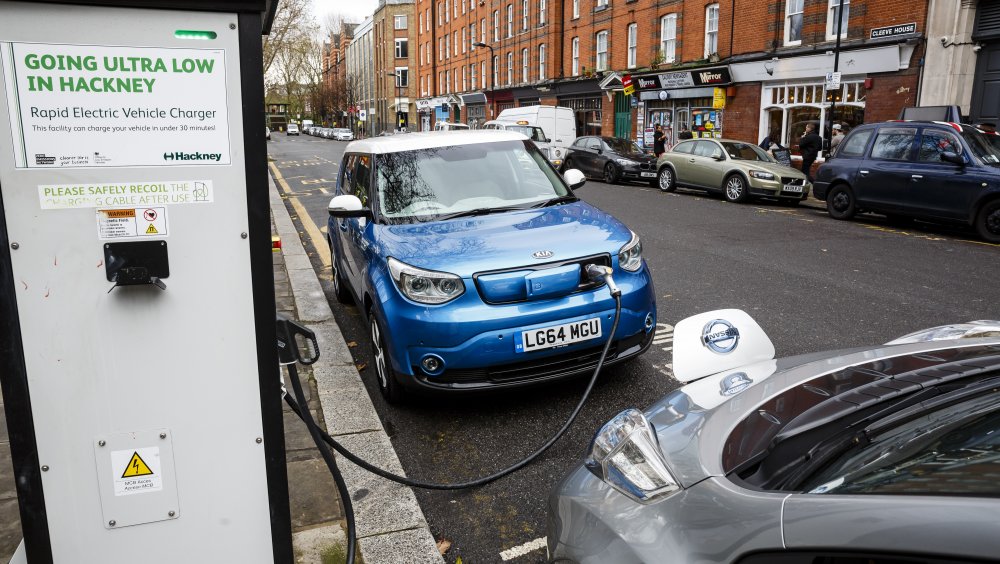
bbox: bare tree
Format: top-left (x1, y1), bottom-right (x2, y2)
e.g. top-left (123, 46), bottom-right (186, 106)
top-left (262, 0), bottom-right (313, 78)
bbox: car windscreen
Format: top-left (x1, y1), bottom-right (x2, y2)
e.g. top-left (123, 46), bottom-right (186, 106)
top-left (505, 125), bottom-right (547, 142)
top-left (374, 140), bottom-right (570, 223)
top-left (605, 138), bottom-right (643, 155)
top-left (800, 386), bottom-right (1000, 496)
top-left (960, 125), bottom-right (1000, 166)
top-left (721, 141), bottom-right (773, 162)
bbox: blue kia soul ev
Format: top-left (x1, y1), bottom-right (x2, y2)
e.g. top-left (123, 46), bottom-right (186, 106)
top-left (326, 130), bottom-right (656, 402)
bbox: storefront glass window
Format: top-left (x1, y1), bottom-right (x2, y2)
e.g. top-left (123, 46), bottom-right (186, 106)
top-left (562, 97), bottom-right (602, 137)
top-left (762, 80), bottom-right (865, 150)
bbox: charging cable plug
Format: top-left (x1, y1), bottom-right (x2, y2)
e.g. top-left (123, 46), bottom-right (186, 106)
top-left (585, 264), bottom-right (621, 297)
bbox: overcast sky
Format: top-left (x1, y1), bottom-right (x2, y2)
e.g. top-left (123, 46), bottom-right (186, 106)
top-left (313, 0), bottom-right (379, 29)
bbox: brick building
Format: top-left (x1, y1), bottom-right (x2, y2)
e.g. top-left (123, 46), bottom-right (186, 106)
top-left (374, 0), bottom-right (417, 133)
top-left (325, 23), bottom-right (356, 127)
top-left (411, 0), bottom-right (928, 160)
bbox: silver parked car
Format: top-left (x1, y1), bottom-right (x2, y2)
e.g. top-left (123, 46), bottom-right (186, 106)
top-left (548, 311), bottom-right (1000, 563)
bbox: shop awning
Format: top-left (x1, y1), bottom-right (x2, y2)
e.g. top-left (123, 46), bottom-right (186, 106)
top-left (460, 92), bottom-right (487, 105)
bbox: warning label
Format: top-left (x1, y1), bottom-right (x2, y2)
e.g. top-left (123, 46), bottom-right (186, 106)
top-left (38, 179), bottom-right (214, 209)
top-left (111, 447), bottom-right (162, 496)
top-left (97, 207), bottom-right (168, 240)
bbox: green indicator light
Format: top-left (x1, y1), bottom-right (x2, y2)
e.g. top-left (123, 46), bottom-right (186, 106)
top-left (175, 30), bottom-right (218, 40)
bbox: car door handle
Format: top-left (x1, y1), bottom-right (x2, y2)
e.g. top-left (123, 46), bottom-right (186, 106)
top-left (911, 174), bottom-right (923, 180)
top-left (339, 220), bottom-right (348, 231)
top-left (859, 170), bottom-right (869, 176)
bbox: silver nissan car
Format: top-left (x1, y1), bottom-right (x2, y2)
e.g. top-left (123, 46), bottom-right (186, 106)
top-left (547, 311), bottom-right (1000, 563)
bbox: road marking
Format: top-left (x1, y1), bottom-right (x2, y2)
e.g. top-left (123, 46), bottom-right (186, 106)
top-left (268, 161), bottom-right (331, 268)
top-left (499, 537), bottom-right (546, 561)
top-left (318, 187), bottom-right (330, 194)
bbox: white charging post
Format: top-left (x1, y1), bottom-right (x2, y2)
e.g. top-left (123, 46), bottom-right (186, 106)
top-left (0, 1), bottom-right (291, 562)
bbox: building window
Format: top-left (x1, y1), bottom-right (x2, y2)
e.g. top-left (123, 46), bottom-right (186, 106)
top-left (445, 34), bottom-right (450, 58)
top-left (596, 0), bottom-right (608, 9)
top-left (483, 60), bottom-right (488, 89)
top-left (785, 0), bottom-right (803, 45)
top-left (454, 31), bottom-right (459, 55)
top-left (454, 0), bottom-right (458, 19)
top-left (522, 48), bottom-right (529, 82)
top-left (462, 28), bottom-right (467, 52)
top-left (571, 37), bottom-right (580, 76)
top-left (826, 0), bottom-right (850, 40)
top-left (522, 0), bottom-right (529, 30)
top-left (507, 4), bottom-right (514, 37)
top-left (438, 3), bottom-right (443, 26)
top-left (419, 12), bottom-right (423, 32)
top-left (394, 15), bottom-right (407, 30)
top-left (445, 0), bottom-right (450, 21)
top-left (482, 18), bottom-right (487, 44)
top-left (493, 10), bottom-right (500, 41)
top-left (439, 38), bottom-right (443, 61)
top-left (539, 43), bottom-right (546, 80)
top-left (627, 23), bottom-right (637, 68)
top-left (660, 14), bottom-right (676, 63)
top-left (761, 80), bottom-right (866, 149)
top-left (705, 4), bottom-right (719, 56)
top-left (596, 31), bottom-right (608, 71)
top-left (572, 0), bottom-right (579, 19)
top-left (462, 0), bottom-right (466, 14)
top-left (396, 67), bottom-right (409, 87)
top-left (395, 39), bottom-right (408, 59)
top-left (507, 51), bottom-right (513, 84)
top-left (494, 55), bottom-right (499, 86)
top-left (540, 0), bottom-right (546, 24)
top-left (470, 24), bottom-right (476, 49)
top-left (462, 65), bottom-right (467, 91)
top-left (470, 0), bottom-right (475, 11)
top-left (419, 42), bottom-right (424, 65)
top-left (471, 63), bottom-right (477, 90)
top-left (446, 69), bottom-right (451, 93)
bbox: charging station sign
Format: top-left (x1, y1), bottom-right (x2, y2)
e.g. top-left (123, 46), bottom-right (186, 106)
top-left (0, 41), bottom-right (231, 169)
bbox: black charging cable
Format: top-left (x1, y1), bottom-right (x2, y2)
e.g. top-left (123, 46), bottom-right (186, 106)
top-left (279, 266), bottom-right (624, 562)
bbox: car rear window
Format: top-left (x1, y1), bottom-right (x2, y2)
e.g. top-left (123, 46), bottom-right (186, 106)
top-left (837, 129), bottom-right (873, 157)
top-left (870, 127), bottom-right (916, 161)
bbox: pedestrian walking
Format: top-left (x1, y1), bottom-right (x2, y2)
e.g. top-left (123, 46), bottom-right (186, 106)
top-left (829, 124), bottom-right (846, 152)
top-left (798, 123), bottom-right (822, 182)
top-left (678, 127), bottom-right (693, 140)
top-left (653, 124), bottom-right (666, 157)
top-left (759, 129), bottom-right (780, 150)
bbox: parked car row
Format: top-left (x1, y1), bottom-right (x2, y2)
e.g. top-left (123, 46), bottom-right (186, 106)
top-left (301, 125), bottom-right (355, 141)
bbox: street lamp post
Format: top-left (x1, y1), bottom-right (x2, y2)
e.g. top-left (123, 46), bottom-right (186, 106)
top-left (472, 42), bottom-right (495, 118)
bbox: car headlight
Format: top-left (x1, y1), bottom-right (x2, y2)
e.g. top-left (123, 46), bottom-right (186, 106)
top-left (585, 409), bottom-right (679, 504)
top-left (554, 148), bottom-right (563, 158)
top-left (748, 169), bottom-right (775, 180)
top-left (617, 231), bottom-right (642, 272)
top-left (387, 257), bottom-right (465, 304)
top-left (615, 158), bottom-right (638, 166)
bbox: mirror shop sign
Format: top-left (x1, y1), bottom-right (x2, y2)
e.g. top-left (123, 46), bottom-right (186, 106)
top-left (0, 42), bottom-right (231, 168)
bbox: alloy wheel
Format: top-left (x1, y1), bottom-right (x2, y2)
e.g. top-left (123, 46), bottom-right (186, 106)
top-left (658, 168), bottom-right (674, 192)
top-left (725, 176), bottom-right (746, 202)
top-left (371, 318), bottom-right (388, 389)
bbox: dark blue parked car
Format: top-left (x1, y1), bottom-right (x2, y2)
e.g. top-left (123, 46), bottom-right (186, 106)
top-left (326, 131), bottom-right (657, 402)
top-left (814, 121), bottom-right (1000, 242)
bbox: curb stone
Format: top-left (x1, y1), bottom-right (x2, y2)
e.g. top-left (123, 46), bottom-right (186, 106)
top-left (269, 176), bottom-right (444, 564)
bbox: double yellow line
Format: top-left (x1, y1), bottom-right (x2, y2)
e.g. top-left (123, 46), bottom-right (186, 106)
top-left (268, 161), bottom-right (332, 268)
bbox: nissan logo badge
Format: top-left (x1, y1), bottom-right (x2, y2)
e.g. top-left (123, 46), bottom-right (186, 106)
top-left (702, 319), bottom-right (740, 354)
top-left (532, 250), bottom-right (554, 259)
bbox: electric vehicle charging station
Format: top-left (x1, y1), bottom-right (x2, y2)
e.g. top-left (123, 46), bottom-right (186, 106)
top-left (0, 1), bottom-right (292, 563)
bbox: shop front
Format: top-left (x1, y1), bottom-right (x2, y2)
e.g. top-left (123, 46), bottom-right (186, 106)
top-left (633, 66), bottom-right (732, 150)
top-left (416, 96), bottom-right (449, 131)
top-left (461, 93), bottom-right (487, 128)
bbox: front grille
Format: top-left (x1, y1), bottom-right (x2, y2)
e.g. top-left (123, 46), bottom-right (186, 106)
top-left (781, 177), bottom-right (805, 186)
top-left (639, 162), bottom-right (654, 170)
top-left (419, 329), bottom-right (651, 386)
top-left (473, 253), bottom-right (612, 305)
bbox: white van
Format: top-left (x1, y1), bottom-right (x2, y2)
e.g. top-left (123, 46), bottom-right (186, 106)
top-left (433, 121), bottom-right (470, 131)
top-left (482, 120), bottom-right (562, 166)
top-left (494, 106), bottom-right (576, 166)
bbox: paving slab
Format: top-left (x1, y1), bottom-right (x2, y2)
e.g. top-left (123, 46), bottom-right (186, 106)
top-left (292, 524), bottom-right (349, 564)
top-left (286, 457), bottom-right (344, 530)
top-left (358, 528), bottom-right (443, 564)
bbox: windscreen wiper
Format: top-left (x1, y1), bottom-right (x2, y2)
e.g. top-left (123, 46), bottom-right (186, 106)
top-left (433, 206), bottom-right (528, 221)
top-left (531, 195), bottom-right (578, 208)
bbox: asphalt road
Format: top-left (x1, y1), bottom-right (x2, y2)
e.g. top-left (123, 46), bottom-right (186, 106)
top-left (268, 132), bottom-right (1000, 563)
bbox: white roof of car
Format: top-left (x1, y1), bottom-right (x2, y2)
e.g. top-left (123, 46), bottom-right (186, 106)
top-left (345, 130), bottom-right (528, 154)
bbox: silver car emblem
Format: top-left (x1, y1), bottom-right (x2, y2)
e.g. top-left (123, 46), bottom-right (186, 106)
top-left (719, 372), bottom-right (753, 396)
top-left (532, 250), bottom-right (554, 259)
top-left (702, 319), bottom-right (740, 354)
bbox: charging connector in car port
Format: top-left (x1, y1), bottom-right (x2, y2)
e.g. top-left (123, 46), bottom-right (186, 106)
top-left (280, 262), bottom-right (623, 564)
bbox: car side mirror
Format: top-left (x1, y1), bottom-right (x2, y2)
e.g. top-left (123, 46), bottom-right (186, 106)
top-left (941, 151), bottom-right (965, 166)
top-left (712, 153), bottom-right (725, 161)
top-left (563, 168), bottom-right (587, 190)
top-left (328, 195), bottom-right (372, 218)
top-left (544, 138), bottom-right (551, 143)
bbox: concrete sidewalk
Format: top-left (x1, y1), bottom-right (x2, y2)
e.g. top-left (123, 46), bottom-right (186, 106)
top-left (269, 176), bottom-right (444, 564)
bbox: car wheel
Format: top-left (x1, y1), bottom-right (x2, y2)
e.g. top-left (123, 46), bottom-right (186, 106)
top-left (975, 199), bottom-right (1000, 243)
top-left (657, 166), bottom-right (676, 192)
top-left (369, 314), bottom-right (404, 404)
top-left (331, 246), bottom-right (352, 304)
top-left (603, 162), bottom-right (620, 185)
top-left (561, 157), bottom-right (574, 174)
top-left (723, 174), bottom-right (749, 203)
top-left (827, 185), bottom-right (857, 220)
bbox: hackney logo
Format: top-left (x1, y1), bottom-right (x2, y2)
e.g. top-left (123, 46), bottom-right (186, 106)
top-left (719, 371), bottom-right (753, 396)
top-left (702, 319), bottom-right (739, 354)
top-left (163, 151), bottom-right (223, 162)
